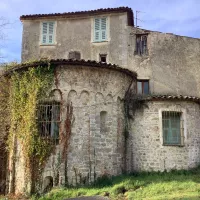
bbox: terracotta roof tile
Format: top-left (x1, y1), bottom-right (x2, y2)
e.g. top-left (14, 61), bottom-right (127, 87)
top-left (137, 94), bottom-right (200, 104)
top-left (2, 59), bottom-right (137, 78)
top-left (20, 7), bottom-right (134, 26)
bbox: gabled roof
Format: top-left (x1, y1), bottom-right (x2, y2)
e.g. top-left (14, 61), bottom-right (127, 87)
top-left (2, 59), bottom-right (137, 78)
top-left (20, 7), bottom-right (134, 26)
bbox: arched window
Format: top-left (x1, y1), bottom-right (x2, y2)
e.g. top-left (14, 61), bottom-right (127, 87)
top-left (43, 176), bottom-right (53, 193)
top-left (100, 111), bottom-right (107, 133)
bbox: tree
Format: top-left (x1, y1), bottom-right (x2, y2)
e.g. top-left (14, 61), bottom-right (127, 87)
top-left (0, 17), bottom-right (10, 60)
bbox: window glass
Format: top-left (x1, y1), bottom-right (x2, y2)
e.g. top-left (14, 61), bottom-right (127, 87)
top-left (143, 81), bottom-right (149, 94)
top-left (162, 112), bottom-right (181, 145)
top-left (137, 80), bottom-right (149, 94)
top-left (137, 82), bottom-right (142, 94)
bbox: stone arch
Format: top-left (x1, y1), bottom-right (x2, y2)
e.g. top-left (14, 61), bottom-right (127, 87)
top-left (105, 94), bottom-right (113, 103)
top-left (43, 176), bottom-right (53, 193)
top-left (80, 90), bottom-right (90, 105)
top-left (95, 92), bottom-right (104, 104)
top-left (67, 90), bottom-right (78, 104)
top-left (49, 89), bottom-right (62, 102)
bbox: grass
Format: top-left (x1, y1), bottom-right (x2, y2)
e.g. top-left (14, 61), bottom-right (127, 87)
top-left (3, 168), bottom-right (200, 200)
top-left (35, 168), bottom-right (200, 200)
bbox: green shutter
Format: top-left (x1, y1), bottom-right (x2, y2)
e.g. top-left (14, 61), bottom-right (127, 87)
top-left (48, 22), bottom-right (54, 44)
top-left (162, 112), bottom-right (181, 145)
top-left (101, 18), bottom-right (107, 41)
top-left (42, 22), bottom-right (48, 44)
top-left (42, 22), bottom-right (54, 44)
top-left (94, 18), bottom-right (100, 42)
top-left (94, 18), bottom-right (107, 42)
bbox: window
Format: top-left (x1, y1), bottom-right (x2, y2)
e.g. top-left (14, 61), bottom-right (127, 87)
top-left (100, 111), bottom-right (107, 133)
top-left (162, 111), bottom-right (183, 145)
top-left (137, 80), bottom-right (149, 94)
top-left (136, 34), bottom-right (148, 55)
top-left (37, 101), bottom-right (60, 140)
top-left (94, 18), bottom-right (107, 42)
top-left (41, 22), bottom-right (55, 45)
top-left (99, 54), bottom-right (107, 63)
top-left (69, 51), bottom-right (81, 60)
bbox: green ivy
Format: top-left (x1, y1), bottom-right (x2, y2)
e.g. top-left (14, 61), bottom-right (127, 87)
top-left (8, 65), bottom-right (54, 193)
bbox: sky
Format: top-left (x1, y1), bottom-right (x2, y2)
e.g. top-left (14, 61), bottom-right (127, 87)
top-left (0, 0), bottom-right (200, 63)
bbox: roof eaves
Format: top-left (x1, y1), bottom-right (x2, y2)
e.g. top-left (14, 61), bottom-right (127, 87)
top-left (20, 7), bottom-right (134, 26)
top-left (136, 94), bottom-right (200, 104)
top-left (2, 59), bottom-right (137, 78)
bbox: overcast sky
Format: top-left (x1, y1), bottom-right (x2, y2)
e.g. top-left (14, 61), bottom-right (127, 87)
top-left (0, 0), bottom-right (200, 62)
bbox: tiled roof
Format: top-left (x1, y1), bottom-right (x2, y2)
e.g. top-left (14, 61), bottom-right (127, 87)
top-left (20, 7), bottom-right (134, 26)
top-left (137, 95), bottom-right (200, 104)
top-left (3, 59), bottom-right (137, 78)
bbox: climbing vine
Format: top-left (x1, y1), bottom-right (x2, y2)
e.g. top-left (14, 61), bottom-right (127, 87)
top-left (0, 75), bottom-right (10, 194)
top-left (8, 65), bottom-right (54, 193)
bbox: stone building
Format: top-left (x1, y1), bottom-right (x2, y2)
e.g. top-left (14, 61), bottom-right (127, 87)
top-left (1, 6), bottom-right (200, 194)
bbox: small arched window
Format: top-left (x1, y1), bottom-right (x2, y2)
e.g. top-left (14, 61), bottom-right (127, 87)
top-left (100, 111), bottom-right (107, 133)
top-left (43, 176), bottom-right (53, 193)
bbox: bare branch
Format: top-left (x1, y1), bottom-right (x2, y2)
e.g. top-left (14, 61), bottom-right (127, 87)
top-left (0, 17), bottom-right (11, 61)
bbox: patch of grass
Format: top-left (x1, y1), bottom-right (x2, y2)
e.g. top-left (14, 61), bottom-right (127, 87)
top-left (8, 167), bottom-right (200, 199)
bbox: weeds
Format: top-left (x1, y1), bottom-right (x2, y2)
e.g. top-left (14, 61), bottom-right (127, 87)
top-left (31, 166), bottom-right (200, 200)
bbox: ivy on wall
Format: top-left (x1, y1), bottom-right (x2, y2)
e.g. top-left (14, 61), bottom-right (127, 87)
top-left (8, 65), bottom-right (54, 193)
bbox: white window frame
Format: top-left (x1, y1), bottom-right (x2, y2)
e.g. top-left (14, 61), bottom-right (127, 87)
top-left (159, 107), bottom-right (187, 147)
top-left (40, 21), bottom-right (56, 45)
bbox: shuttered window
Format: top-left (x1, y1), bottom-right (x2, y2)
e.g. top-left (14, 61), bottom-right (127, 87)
top-left (42, 22), bottom-right (55, 45)
top-left (94, 18), bottom-right (107, 42)
top-left (136, 34), bottom-right (148, 55)
top-left (162, 112), bottom-right (183, 145)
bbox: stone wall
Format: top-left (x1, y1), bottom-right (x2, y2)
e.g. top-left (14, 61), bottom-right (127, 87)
top-left (42, 65), bottom-right (136, 186)
top-left (128, 29), bottom-right (200, 97)
top-left (129, 100), bottom-right (200, 172)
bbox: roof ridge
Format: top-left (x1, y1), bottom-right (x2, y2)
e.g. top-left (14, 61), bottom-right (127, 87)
top-left (20, 6), bottom-right (134, 26)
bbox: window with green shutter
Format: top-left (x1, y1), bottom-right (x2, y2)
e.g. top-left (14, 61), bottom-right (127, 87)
top-left (162, 111), bottom-right (183, 145)
top-left (41, 22), bottom-right (55, 45)
top-left (94, 17), bottom-right (107, 42)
